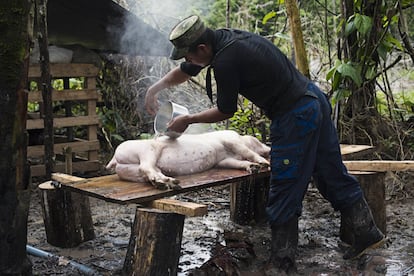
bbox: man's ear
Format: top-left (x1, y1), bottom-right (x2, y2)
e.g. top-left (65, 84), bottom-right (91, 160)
top-left (197, 44), bottom-right (210, 53)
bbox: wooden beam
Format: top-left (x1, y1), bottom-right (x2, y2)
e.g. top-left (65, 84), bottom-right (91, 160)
top-left (340, 144), bottom-right (374, 159)
top-left (52, 172), bottom-right (85, 182)
top-left (26, 115), bottom-right (100, 129)
top-left (145, 199), bottom-right (207, 217)
top-left (344, 160), bottom-right (414, 172)
top-left (28, 89), bottom-right (100, 102)
top-left (29, 63), bottom-right (99, 78)
top-left (28, 140), bottom-right (100, 157)
top-left (31, 161), bottom-right (100, 177)
top-left (51, 173), bottom-right (208, 217)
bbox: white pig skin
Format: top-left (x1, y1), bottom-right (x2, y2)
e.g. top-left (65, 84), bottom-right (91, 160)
top-left (106, 130), bottom-right (270, 190)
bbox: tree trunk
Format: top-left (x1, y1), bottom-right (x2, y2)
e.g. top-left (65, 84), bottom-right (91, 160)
top-left (0, 0), bottom-right (34, 274)
top-left (285, 0), bottom-right (310, 78)
top-left (37, 0), bottom-right (54, 178)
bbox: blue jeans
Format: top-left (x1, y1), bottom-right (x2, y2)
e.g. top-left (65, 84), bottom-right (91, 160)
top-left (266, 83), bottom-right (362, 226)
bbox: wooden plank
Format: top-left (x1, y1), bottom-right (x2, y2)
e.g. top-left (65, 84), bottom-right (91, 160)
top-left (28, 89), bottom-right (100, 102)
top-left (30, 161), bottom-right (100, 177)
top-left (26, 115), bottom-right (100, 129)
top-left (344, 160), bottom-right (414, 172)
top-left (145, 199), bottom-right (208, 217)
top-left (52, 173), bottom-right (85, 182)
top-left (52, 173), bottom-right (208, 217)
top-left (29, 63), bottom-right (99, 78)
top-left (53, 168), bottom-right (271, 205)
top-left (340, 144), bottom-right (374, 158)
top-left (28, 140), bottom-right (100, 157)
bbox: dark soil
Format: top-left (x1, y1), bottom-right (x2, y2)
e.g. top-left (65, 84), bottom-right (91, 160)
top-left (27, 172), bottom-right (414, 276)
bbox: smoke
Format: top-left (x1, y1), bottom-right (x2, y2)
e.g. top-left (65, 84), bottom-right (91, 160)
top-left (118, 0), bottom-right (210, 57)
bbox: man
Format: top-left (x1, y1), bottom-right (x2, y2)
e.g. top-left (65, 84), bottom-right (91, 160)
top-left (144, 15), bottom-right (385, 273)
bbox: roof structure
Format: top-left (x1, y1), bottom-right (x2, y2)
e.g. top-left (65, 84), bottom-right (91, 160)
top-left (46, 0), bottom-right (171, 57)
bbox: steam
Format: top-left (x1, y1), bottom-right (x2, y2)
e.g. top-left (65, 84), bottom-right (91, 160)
top-left (118, 0), bottom-right (209, 57)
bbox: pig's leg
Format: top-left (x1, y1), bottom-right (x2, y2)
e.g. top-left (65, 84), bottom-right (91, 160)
top-left (216, 158), bottom-right (263, 173)
top-left (138, 143), bottom-right (181, 190)
top-left (115, 163), bottom-right (180, 190)
top-left (141, 166), bottom-right (181, 190)
top-left (115, 163), bottom-right (145, 182)
top-left (224, 141), bottom-right (270, 167)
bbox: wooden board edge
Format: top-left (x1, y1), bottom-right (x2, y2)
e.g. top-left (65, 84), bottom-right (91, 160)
top-left (145, 198), bottom-right (208, 217)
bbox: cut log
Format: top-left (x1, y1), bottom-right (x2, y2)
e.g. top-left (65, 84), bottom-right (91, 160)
top-left (38, 181), bottom-right (95, 247)
top-left (340, 171), bottom-right (386, 244)
top-left (123, 208), bottom-right (184, 275)
top-left (230, 176), bottom-right (269, 225)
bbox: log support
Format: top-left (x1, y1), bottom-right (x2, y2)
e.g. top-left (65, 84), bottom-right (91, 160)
top-left (123, 208), bottom-right (185, 276)
top-left (230, 176), bottom-right (269, 225)
top-left (38, 181), bottom-right (95, 248)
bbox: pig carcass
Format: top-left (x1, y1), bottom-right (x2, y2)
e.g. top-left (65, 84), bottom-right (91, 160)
top-left (106, 130), bottom-right (270, 190)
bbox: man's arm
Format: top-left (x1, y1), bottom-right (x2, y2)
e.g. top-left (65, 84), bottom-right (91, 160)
top-left (145, 66), bottom-right (191, 115)
top-left (168, 107), bottom-right (233, 133)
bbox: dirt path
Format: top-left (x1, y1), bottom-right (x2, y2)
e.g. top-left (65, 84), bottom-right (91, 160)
top-left (27, 173), bottom-right (414, 275)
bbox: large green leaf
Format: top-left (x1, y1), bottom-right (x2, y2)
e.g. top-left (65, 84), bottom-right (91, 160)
top-left (337, 63), bottom-right (362, 87)
top-left (344, 20), bottom-right (356, 36)
top-left (354, 13), bottom-right (372, 35)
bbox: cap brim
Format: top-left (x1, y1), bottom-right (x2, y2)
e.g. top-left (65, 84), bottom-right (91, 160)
top-left (170, 46), bottom-right (188, 60)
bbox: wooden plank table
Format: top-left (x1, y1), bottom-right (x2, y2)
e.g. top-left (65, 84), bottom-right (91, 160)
top-left (52, 144), bottom-right (377, 205)
top-left (52, 168), bottom-right (271, 205)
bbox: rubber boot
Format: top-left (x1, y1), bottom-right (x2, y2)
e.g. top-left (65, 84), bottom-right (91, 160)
top-left (266, 215), bottom-right (298, 275)
top-left (341, 197), bottom-right (386, 260)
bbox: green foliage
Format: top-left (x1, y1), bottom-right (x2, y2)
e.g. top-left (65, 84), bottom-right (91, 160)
top-left (336, 61), bottom-right (362, 86)
top-left (376, 90), bottom-right (414, 120)
top-left (329, 2), bottom-right (405, 93)
top-left (27, 77), bottom-right (85, 113)
top-left (206, 0), bottom-right (287, 37)
top-left (327, 1), bottom-right (409, 116)
top-left (98, 106), bottom-right (126, 146)
top-left (326, 59), bottom-right (362, 97)
top-left (353, 13), bottom-right (373, 36)
top-left (226, 98), bottom-right (269, 141)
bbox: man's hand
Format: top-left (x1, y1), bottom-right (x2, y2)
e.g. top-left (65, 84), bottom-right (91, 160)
top-left (144, 67), bottom-right (192, 116)
top-left (167, 114), bottom-right (191, 133)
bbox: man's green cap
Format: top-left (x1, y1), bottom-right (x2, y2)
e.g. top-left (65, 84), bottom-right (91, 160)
top-left (169, 15), bottom-right (206, 60)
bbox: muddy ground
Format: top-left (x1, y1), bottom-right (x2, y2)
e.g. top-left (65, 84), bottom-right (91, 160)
top-left (27, 172), bottom-right (414, 276)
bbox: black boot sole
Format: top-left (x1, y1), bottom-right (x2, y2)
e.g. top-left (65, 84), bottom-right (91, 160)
top-left (344, 236), bottom-right (387, 260)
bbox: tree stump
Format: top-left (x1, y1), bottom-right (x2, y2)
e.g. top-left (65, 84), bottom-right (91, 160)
top-left (230, 176), bottom-right (269, 225)
top-left (38, 181), bottom-right (95, 248)
top-left (123, 207), bottom-right (185, 276)
top-left (340, 171), bottom-right (386, 244)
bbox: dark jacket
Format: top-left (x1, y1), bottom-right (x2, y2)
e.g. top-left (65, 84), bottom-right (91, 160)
top-left (180, 29), bottom-right (309, 118)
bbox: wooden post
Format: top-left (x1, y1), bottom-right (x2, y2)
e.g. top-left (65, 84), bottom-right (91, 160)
top-left (38, 181), bottom-right (95, 248)
top-left (340, 171), bottom-right (386, 244)
top-left (123, 207), bottom-right (185, 276)
top-left (230, 176), bottom-right (269, 225)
